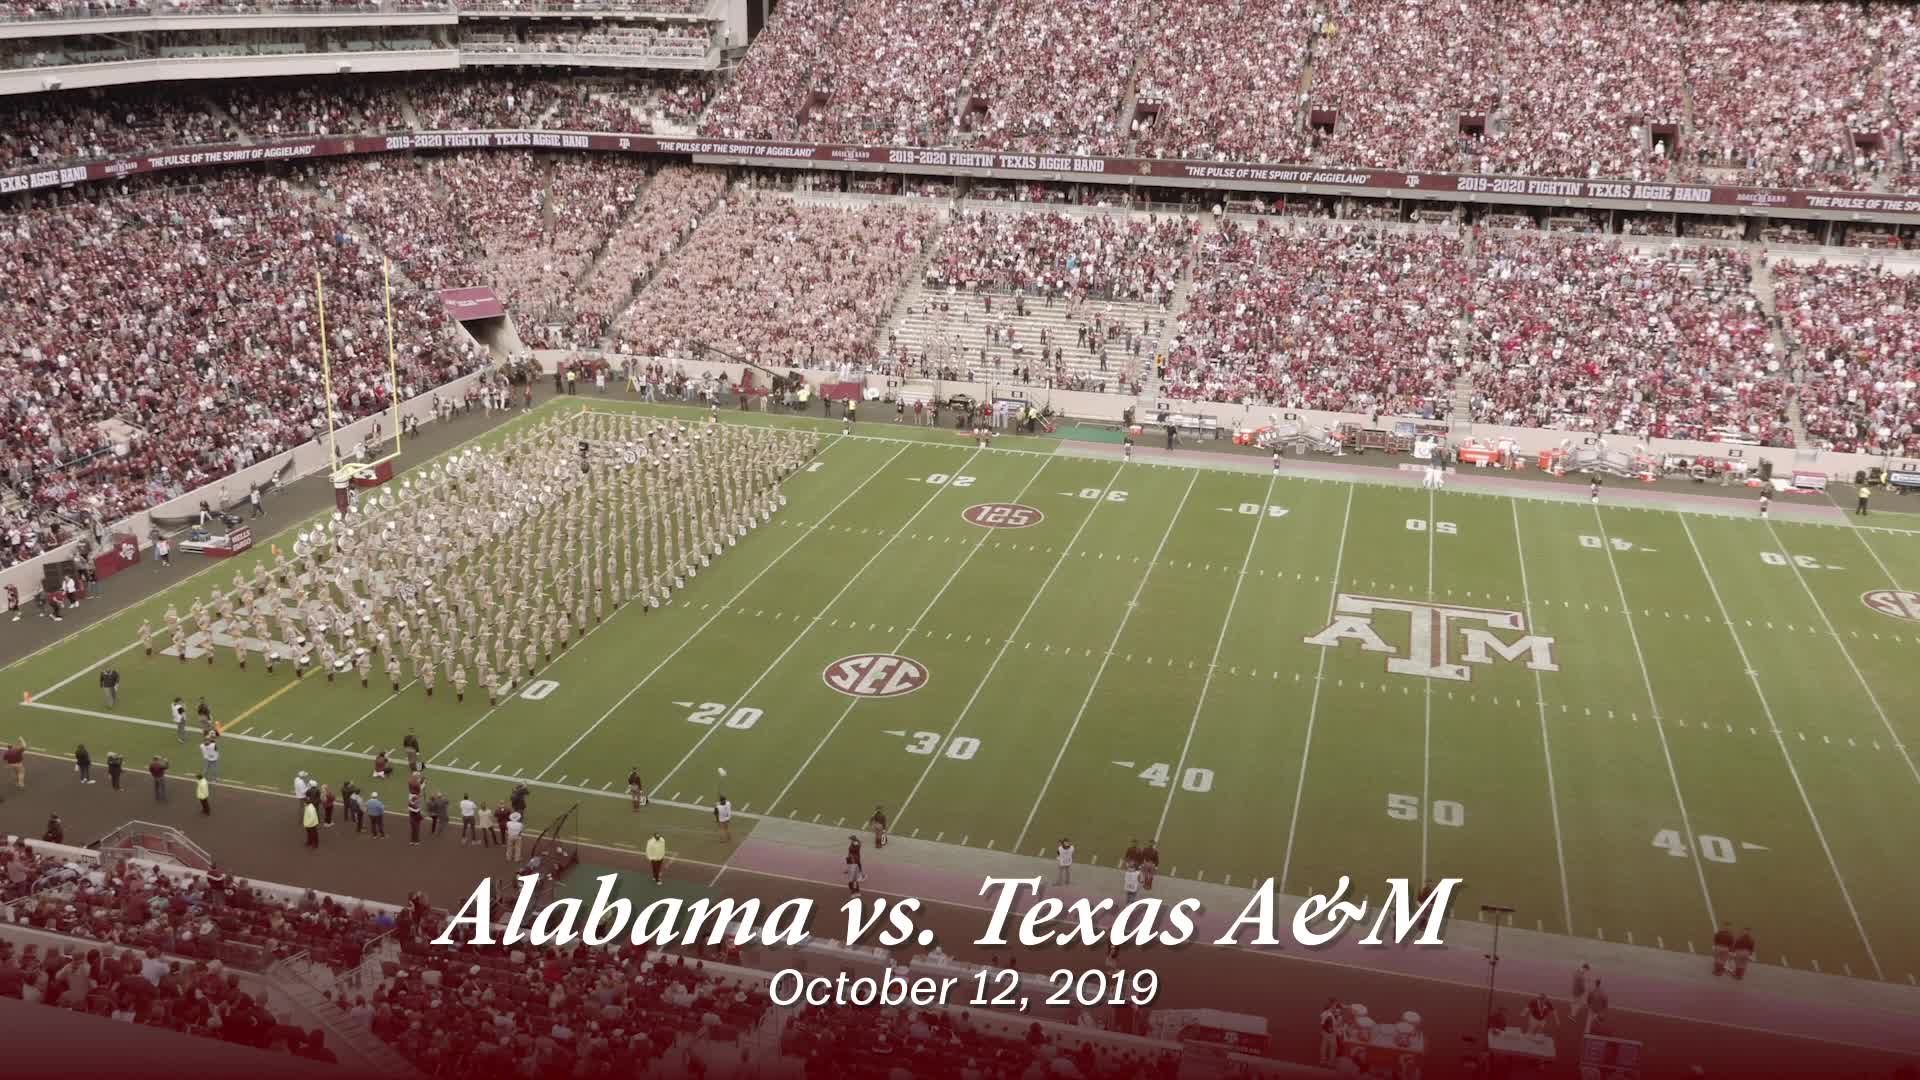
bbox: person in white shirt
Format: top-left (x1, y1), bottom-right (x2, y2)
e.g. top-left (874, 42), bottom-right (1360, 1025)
top-left (293, 771), bottom-right (311, 802)
top-left (200, 737), bottom-right (220, 781)
top-left (1055, 839), bottom-right (1074, 885)
top-left (1122, 865), bottom-right (1142, 906)
top-left (714, 796), bottom-right (733, 841)
top-left (459, 795), bottom-right (479, 845)
top-left (505, 811), bottom-right (525, 862)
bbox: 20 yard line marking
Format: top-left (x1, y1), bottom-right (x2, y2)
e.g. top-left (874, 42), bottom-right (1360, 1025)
top-left (1512, 503), bottom-right (1574, 935)
top-left (765, 454), bottom-right (1057, 815)
top-left (1680, 515), bottom-right (1882, 979)
top-left (1765, 520), bottom-right (1920, 787)
top-left (1595, 507), bottom-right (1718, 931)
top-left (1151, 473), bottom-right (1275, 843)
top-left (1013, 469), bottom-right (1199, 853)
top-left (511, 439), bottom-right (909, 776)
top-left (648, 445), bottom-right (991, 794)
top-left (894, 461), bottom-right (1126, 826)
top-left (1280, 486), bottom-right (1353, 895)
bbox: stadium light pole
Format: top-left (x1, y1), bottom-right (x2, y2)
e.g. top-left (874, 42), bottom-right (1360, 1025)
top-left (1481, 903), bottom-right (1515, 1053)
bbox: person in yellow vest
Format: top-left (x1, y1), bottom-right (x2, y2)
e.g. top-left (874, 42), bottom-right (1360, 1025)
top-left (1857, 483), bottom-right (1871, 516)
top-left (303, 799), bottom-right (321, 849)
top-left (195, 773), bottom-right (211, 816)
top-left (646, 831), bottom-right (667, 885)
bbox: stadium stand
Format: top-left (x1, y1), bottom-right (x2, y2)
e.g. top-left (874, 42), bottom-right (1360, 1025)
top-left (1771, 260), bottom-right (1920, 455)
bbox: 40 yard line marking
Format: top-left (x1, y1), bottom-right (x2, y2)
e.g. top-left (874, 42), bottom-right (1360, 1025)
top-left (765, 453), bottom-right (1057, 815)
top-left (1766, 520), bottom-right (1920, 788)
top-left (1679, 515), bottom-right (1882, 979)
top-left (1595, 506), bottom-right (1718, 931)
top-left (1512, 502), bottom-right (1573, 935)
top-left (1013, 469), bottom-right (1200, 853)
top-left (1281, 486), bottom-right (1353, 893)
top-left (647, 444), bottom-right (991, 795)
top-left (509, 437), bottom-right (901, 776)
top-left (1151, 473), bottom-right (1276, 842)
top-left (894, 461), bottom-right (1126, 826)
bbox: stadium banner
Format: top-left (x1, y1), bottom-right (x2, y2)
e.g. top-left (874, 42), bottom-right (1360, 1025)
top-left (438, 285), bottom-right (507, 320)
top-left (6, 130), bottom-right (1918, 221)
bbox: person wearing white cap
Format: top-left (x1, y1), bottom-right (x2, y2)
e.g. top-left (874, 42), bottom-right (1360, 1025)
top-left (293, 771), bottom-right (311, 802)
top-left (505, 811), bottom-right (525, 862)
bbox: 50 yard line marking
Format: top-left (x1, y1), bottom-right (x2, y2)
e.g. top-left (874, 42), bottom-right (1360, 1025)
top-left (1595, 507), bottom-right (1718, 931)
top-left (1420, 487), bottom-right (1435, 884)
top-left (1768, 521), bottom-right (1920, 787)
top-left (1012, 469), bottom-right (1199, 853)
top-left (764, 453), bottom-right (1058, 815)
top-left (1151, 472), bottom-right (1276, 842)
top-left (645, 444), bottom-right (991, 795)
top-left (894, 461), bottom-right (1126, 827)
top-left (1512, 502), bottom-right (1573, 935)
top-left (1679, 514), bottom-right (1880, 978)
top-left (1279, 486), bottom-right (1352, 894)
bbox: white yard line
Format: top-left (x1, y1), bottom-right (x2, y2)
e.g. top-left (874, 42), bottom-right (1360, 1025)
top-left (521, 438), bottom-right (910, 777)
top-left (1012, 470), bottom-right (1200, 854)
top-left (1678, 515), bottom-right (1880, 978)
top-left (1763, 521), bottom-right (1920, 787)
top-left (1420, 488), bottom-right (1435, 885)
top-left (1511, 501), bottom-right (1574, 935)
top-left (1151, 473), bottom-right (1276, 843)
top-left (893, 462), bottom-right (1124, 825)
top-left (1595, 507), bottom-right (1718, 930)
top-left (643, 445), bottom-right (990, 794)
top-left (323, 680), bottom-right (416, 746)
top-left (1280, 486), bottom-right (1353, 893)
top-left (763, 454), bottom-right (1057, 816)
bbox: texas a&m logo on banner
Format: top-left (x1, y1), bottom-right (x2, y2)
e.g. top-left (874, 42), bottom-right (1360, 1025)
top-left (1304, 595), bottom-right (1558, 682)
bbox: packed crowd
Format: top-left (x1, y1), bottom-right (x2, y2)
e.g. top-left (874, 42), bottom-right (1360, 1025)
top-left (1127, 0), bottom-right (1311, 163)
top-left (219, 77), bottom-right (412, 139)
top-left (1771, 261), bottom-right (1920, 454)
top-left (0, 169), bottom-right (486, 563)
top-left (781, 997), bottom-right (1180, 1080)
top-left (963, 0), bottom-right (1142, 156)
top-left (696, 0), bottom-right (838, 140)
top-left (572, 164), bottom-right (727, 342)
top-left (0, 87), bottom-right (228, 168)
top-left (485, 155), bottom-right (651, 349)
top-left (1465, 237), bottom-right (1791, 444)
top-left (795, 0), bottom-right (988, 146)
top-left (1162, 221), bottom-right (1469, 416)
top-left (925, 208), bottom-right (1194, 303)
top-left (613, 193), bottom-right (933, 366)
top-left (472, 22), bottom-right (713, 60)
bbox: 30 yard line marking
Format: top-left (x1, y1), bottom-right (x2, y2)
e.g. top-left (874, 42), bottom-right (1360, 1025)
top-left (894, 461), bottom-right (1126, 826)
top-left (765, 453), bottom-right (1057, 815)
top-left (1280, 486), bottom-right (1354, 894)
top-left (1013, 469), bottom-right (1199, 853)
top-left (1594, 507), bottom-right (1718, 930)
top-left (1679, 515), bottom-right (1881, 978)
top-left (1153, 473), bottom-right (1277, 843)
top-left (1765, 520), bottom-right (1920, 787)
top-left (1512, 502), bottom-right (1573, 935)
top-left (649, 444), bottom-right (990, 795)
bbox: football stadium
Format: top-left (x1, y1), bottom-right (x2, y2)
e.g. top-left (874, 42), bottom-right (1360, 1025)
top-left (1, 1), bottom-right (1919, 1077)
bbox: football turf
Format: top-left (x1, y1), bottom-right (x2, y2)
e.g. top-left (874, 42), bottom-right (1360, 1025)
top-left (10, 398), bottom-right (1920, 985)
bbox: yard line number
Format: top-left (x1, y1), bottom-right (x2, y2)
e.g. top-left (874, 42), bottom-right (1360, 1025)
top-left (1138, 762), bottom-right (1214, 793)
top-left (1759, 552), bottom-right (1833, 570)
top-left (1387, 793), bottom-right (1465, 827)
top-left (905, 731), bottom-right (979, 760)
top-left (1406, 519), bottom-right (1458, 534)
top-left (519, 679), bottom-right (561, 701)
top-left (924, 474), bottom-right (976, 487)
top-left (1578, 535), bottom-right (1637, 551)
top-left (1653, 829), bottom-right (1748, 864)
top-left (685, 702), bottom-right (763, 730)
top-left (1237, 504), bottom-right (1291, 518)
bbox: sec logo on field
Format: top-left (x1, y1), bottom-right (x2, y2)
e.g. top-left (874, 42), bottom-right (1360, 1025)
top-left (963, 503), bottom-right (1043, 529)
top-left (823, 654), bottom-right (929, 698)
top-left (1862, 589), bottom-right (1920, 621)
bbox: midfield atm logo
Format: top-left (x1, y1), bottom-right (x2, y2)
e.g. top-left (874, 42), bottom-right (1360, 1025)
top-left (1304, 595), bottom-right (1558, 682)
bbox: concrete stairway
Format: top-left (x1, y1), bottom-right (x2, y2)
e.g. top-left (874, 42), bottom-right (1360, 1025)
top-left (1748, 258), bottom-right (1810, 447)
top-left (891, 286), bottom-right (1166, 391)
top-left (267, 949), bottom-right (417, 1075)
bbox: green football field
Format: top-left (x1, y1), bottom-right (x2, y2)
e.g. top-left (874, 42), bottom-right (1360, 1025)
top-left (11, 398), bottom-right (1920, 984)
